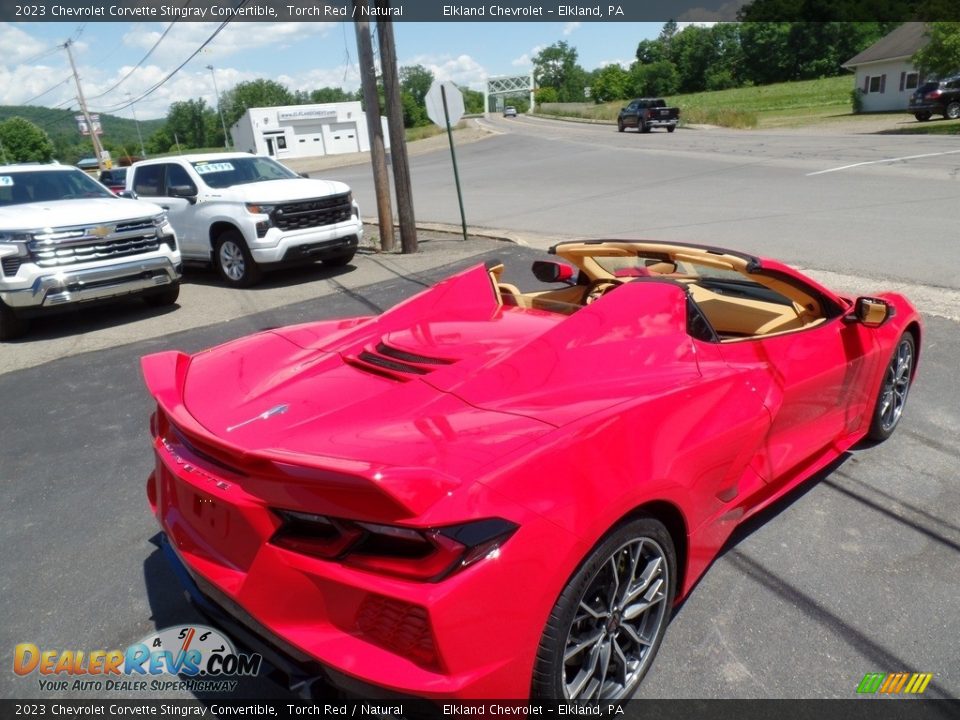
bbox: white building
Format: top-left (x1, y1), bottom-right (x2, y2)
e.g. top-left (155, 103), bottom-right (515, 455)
top-left (842, 23), bottom-right (930, 113)
top-left (230, 102), bottom-right (389, 160)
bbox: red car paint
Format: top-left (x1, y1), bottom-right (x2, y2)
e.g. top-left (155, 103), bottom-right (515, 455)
top-left (142, 242), bottom-right (921, 699)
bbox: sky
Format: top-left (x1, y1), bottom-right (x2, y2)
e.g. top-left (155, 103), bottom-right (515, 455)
top-left (0, 21), bottom-right (677, 121)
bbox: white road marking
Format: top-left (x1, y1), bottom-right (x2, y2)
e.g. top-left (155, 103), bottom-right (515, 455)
top-left (807, 149), bottom-right (960, 176)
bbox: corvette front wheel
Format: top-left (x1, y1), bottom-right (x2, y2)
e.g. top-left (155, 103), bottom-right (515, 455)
top-left (532, 517), bottom-right (676, 700)
top-left (868, 333), bottom-right (915, 441)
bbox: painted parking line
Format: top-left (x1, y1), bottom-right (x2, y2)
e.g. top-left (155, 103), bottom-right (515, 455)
top-left (807, 149), bottom-right (960, 176)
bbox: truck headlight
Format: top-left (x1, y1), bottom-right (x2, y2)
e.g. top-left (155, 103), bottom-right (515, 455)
top-left (245, 203), bottom-right (275, 216)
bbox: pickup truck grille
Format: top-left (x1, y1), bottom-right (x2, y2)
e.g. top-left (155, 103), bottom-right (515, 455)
top-left (273, 194), bottom-right (352, 232)
top-left (28, 219), bottom-right (160, 268)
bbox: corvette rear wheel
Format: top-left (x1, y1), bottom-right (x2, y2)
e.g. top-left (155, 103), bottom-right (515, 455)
top-left (868, 333), bottom-right (915, 441)
top-left (532, 517), bottom-right (676, 700)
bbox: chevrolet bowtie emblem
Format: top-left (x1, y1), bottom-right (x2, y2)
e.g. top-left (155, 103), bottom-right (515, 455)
top-left (89, 224), bottom-right (113, 238)
top-left (226, 404), bottom-right (289, 432)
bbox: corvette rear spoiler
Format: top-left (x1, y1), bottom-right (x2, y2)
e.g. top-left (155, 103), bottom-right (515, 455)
top-left (141, 350), bottom-right (457, 519)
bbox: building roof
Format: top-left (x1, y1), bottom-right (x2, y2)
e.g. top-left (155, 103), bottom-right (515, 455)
top-left (843, 23), bottom-right (929, 68)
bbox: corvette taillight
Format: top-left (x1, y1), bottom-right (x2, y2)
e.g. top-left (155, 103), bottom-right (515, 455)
top-left (270, 512), bottom-right (518, 582)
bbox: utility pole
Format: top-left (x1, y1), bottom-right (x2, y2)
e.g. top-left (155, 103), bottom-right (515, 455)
top-left (126, 92), bottom-right (146, 158)
top-left (377, 6), bottom-right (417, 254)
top-left (353, 1), bottom-right (395, 252)
top-left (206, 64), bottom-right (230, 149)
top-left (64, 39), bottom-right (106, 170)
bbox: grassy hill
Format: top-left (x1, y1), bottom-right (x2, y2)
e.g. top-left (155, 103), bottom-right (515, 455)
top-left (539, 76), bottom-right (855, 129)
top-left (0, 105), bottom-right (164, 163)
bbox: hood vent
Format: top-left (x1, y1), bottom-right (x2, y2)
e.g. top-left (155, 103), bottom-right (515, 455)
top-left (345, 340), bottom-right (456, 382)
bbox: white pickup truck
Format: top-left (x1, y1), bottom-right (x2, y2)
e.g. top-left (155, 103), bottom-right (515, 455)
top-left (125, 153), bottom-right (362, 287)
top-left (0, 164), bottom-right (181, 340)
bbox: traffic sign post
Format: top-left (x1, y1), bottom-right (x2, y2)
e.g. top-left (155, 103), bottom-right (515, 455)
top-left (426, 81), bottom-right (468, 242)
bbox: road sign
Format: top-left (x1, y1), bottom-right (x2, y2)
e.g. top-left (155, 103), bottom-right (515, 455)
top-left (425, 81), bottom-right (464, 128)
top-left (75, 114), bottom-right (102, 136)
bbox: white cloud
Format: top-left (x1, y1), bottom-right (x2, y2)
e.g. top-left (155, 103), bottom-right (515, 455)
top-left (404, 53), bottom-right (488, 90)
top-left (562, 22), bottom-right (582, 36)
top-left (0, 23), bottom-right (50, 65)
top-left (121, 22), bottom-right (337, 62)
top-left (511, 45), bottom-right (543, 68)
top-left (597, 59), bottom-right (631, 70)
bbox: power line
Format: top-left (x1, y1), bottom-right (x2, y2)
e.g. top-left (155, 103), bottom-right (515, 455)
top-left (19, 78), bottom-right (73, 106)
top-left (85, 22), bottom-right (177, 102)
top-left (92, 1), bottom-right (248, 114)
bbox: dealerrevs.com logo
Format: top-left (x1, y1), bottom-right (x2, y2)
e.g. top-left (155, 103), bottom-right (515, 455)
top-left (14, 625), bottom-right (262, 693)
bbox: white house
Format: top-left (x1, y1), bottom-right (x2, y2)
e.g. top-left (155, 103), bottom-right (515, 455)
top-left (230, 101), bottom-right (389, 160)
top-left (842, 23), bottom-right (930, 112)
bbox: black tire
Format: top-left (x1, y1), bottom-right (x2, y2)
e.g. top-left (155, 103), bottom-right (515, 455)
top-left (0, 302), bottom-right (28, 341)
top-left (214, 230), bottom-right (261, 288)
top-left (322, 251), bottom-right (356, 268)
top-left (640, 121), bottom-right (651, 134)
top-left (867, 332), bottom-right (915, 442)
top-left (914, 111), bottom-right (931, 122)
top-left (617, 118), bottom-right (625, 133)
top-left (142, 281), bottom-right (180, 307)
top-left (531, 516), bottom-right (676, 700)
top-left (945, 102), bottom-right (960, 120)
top-left (667, 125), bottom-right (676, 133)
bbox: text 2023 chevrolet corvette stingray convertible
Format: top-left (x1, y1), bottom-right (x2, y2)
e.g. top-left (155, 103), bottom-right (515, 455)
top-left (142, 240), bottom-right (920, 700)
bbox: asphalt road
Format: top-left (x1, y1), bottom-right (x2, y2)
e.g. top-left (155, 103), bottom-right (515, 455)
top-left (3, 119), bottom-right (959, 702)
top-left (335, 115), bottom-right (960, 291)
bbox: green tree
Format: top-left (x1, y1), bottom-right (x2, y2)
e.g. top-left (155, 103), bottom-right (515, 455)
top-left (309, 86), bottom-right (355, 104)
top-left (165, 99), bottom-right (214, 149)
top-left (533, 41), bottom-right (589, 102)
top-left (591, 64), bottom-right (631, 102)
top-left (628, 60), bottom-right (680, 97)
top-left (534, 86), bottom-right (559, 105)
top-left (399, 65), bottom-right (435, 107)
top-left (0, 117), bottom-right (55, 163)
top-left (220, 79), bottom-right (294, 127)
top-left (462, 87), bottom-right (485, 114)
top-left (401, 91), bottom-right (428, 127)
top-left (913, 22), bottom-right (960, 78)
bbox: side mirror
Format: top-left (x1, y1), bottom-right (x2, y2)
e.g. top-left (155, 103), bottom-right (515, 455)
top-left (117, 190), bottom-right (137, 199)
top-left (532, 260), bottom-right (575, 284)
top-left (849, 297), bottom-right (893, 328)
top-left (168, 185), bottom-right (198, 204)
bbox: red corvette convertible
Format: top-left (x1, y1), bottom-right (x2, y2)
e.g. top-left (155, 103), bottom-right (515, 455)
top-left (142, 240), bottom-right (920, 700)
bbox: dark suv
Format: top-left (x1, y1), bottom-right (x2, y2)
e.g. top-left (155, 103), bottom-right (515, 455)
top-left (909, 75), bottom-right (960, 121)
top-left (98, 167), bottom-right (128, 194)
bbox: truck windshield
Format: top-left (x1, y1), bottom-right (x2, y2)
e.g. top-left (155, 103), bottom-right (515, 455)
top-left (0, 169), bottom-right (113, 206)
top-left (190, 157), bottom-right (299, 189)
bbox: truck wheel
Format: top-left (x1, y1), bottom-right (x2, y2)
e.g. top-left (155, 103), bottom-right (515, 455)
top-left (914, 111), bottom-right (931, 121)
top-left (142, 281), bottom-right (180, 307)
top-left (640, 121), bottom-right (651, 133)
top-left (214, 231), bottom-right (262, 287)
top-left (946, 102), bottom-right (960, 120)
top-left (0, 302), bottom-right (28, 341)
top-left (617, 119), bottom-right (625, 133)
top-left (322, 252), bottom-right (355, 268)
top-left (667, 125), bottom-right (676, 133)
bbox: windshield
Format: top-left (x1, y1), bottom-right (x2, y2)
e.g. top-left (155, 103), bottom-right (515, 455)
top-left (190, 156), bottom-right (298, 189)
top-left (0, 169), bottom-right (114, 206)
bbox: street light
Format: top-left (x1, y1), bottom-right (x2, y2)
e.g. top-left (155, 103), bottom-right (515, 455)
top-left (126, 92), bottom-right (146, 159)
top-left (206, 64), bottom-right (230, 150)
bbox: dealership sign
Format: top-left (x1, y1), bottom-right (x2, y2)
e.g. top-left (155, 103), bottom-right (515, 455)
top-left (277, 108), bottom-right (337, 122)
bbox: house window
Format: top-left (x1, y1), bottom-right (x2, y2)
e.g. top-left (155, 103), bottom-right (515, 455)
top-left (905, 72), bottom-right (919, 90)
top-left (869, 76), bottom-right (883, 93)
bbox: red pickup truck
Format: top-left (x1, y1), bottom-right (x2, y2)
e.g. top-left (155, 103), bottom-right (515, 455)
top-left (617, 98), bottom-right (680, 133)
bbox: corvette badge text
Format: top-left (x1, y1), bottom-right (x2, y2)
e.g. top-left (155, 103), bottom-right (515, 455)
top-left (13, 625), bottom-right (262, 693)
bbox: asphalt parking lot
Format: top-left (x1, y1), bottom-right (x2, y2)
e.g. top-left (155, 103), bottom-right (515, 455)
top-left (3, 121), bottom-right (959, 701)
top-left (2, 236), bottom-right (958, 701)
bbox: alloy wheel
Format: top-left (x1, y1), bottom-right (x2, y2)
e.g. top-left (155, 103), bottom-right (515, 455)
top-left (219, 240), bottom-right (246, 282)
top-left (878, 338), bottom-right (913, 433)
top-left (562, 538), bottom-right (669, 700)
